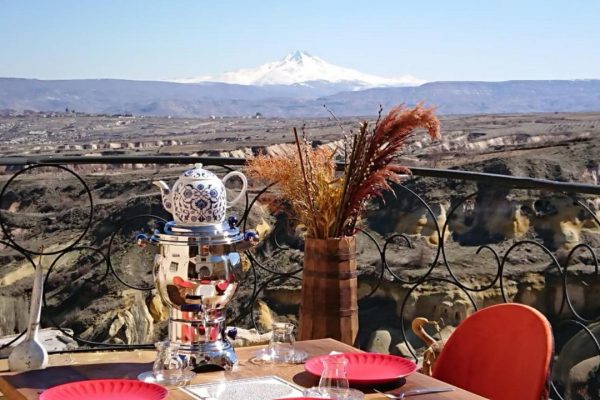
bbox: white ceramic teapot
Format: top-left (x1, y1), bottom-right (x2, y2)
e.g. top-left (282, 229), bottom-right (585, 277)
top-left (153, 164), bottom-right (248, 225)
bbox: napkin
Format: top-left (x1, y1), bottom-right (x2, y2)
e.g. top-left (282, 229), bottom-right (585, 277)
top-left (181, 376), bottom-right (304, 400)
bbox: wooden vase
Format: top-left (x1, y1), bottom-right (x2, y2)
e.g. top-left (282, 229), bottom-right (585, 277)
top-left (298, 236), bottom-right (358, 345)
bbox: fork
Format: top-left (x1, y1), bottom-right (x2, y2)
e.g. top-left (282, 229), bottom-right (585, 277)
top-left (374, 387), bottom-right (455, 398)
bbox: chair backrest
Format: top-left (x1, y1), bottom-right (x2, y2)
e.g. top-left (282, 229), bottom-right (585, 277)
top-left (432, 303), bottom-right (553, 400)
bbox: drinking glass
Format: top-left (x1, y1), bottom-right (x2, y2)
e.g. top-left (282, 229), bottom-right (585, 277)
top-left (268, 322), bottom-right (295, 363)
top-left (303, 357), bottom-right (362, 400)
top-left (252, 322), bottom-right (307, 364)
top-left (138, 340), bottom-right (195, 386)
top-left (152, 340), bottom-right (184, 385)
top-left (318, 356), bottom-right (349, 391)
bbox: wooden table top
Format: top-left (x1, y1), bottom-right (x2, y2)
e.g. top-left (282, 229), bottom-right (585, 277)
top-left (0, 339), bottom-right (485, 399)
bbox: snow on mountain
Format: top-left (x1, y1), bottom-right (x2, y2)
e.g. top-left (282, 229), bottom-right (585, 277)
top-left (175, 50), bottom-right (425, 88)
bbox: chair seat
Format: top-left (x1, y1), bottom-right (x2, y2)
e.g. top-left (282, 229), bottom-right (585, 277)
top-left (432, 303), bottom-right (553, 400)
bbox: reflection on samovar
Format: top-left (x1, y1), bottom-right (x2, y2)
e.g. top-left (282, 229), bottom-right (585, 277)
top-left (139, 164), bottom-right (255, 371)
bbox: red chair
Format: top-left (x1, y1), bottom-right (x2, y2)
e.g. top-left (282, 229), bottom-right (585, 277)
top-left (432, 303), bottom-right (553, 400)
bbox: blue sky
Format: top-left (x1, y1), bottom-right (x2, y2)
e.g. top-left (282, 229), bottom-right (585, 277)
top-left (1, 0), bottom-right (599, 82)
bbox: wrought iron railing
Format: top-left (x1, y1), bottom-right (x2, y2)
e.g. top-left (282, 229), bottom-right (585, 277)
top-left (0, 155), bottom-right (598, 398)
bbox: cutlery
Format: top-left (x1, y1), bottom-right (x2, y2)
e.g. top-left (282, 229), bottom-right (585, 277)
top-left (374, 387), bottom-right (455, 398)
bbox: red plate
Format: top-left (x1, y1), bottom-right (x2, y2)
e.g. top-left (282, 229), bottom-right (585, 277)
top-left (40, 379), bottom-right (168, 400)
top-left (305, 352), bottom-right (417, 385)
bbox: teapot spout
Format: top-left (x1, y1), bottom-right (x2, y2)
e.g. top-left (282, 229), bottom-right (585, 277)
top-left (153, 180), bottom-right (173, 213)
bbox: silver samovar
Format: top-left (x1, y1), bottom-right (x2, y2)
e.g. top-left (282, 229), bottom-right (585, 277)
top-left (141, 164), bottom-right (255, 371)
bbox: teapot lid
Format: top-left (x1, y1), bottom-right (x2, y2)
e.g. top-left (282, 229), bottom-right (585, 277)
top-left (181, 163), bottom-right (218, 179)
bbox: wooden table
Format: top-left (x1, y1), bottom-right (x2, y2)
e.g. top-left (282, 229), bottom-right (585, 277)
top-left (0, 339), bottom-right (485, 399)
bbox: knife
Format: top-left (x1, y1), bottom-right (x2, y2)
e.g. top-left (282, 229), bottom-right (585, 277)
top-left (403, 387), bottom-right (456, 397)
top-left (375, 387), bottom-right (455, 398)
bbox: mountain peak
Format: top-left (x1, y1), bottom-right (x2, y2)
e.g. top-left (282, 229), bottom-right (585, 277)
top-left (284, 50), bottom-right (313, 62)
top-left (175, 51), bottom-right (425, 88)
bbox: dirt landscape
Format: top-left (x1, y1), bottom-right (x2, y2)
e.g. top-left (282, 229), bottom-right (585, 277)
top-left (1, 110), bottom-right (598, 161)
top-left (1, 111), bottom-right (599, 397)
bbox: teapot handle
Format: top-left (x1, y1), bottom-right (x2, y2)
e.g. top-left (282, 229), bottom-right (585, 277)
top-left (223, 171), bottom-right (248, 208)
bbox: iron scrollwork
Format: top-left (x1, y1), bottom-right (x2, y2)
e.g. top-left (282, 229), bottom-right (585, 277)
top-left (0, 156), bottom-right (598, 397)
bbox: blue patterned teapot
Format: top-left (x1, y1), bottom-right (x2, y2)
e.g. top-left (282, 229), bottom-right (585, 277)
top-left (153, 164), bottom-right (248, 226)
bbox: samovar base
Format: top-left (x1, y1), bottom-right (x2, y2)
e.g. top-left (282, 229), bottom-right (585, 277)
top-left (178, 340), bottom-right (237, 371)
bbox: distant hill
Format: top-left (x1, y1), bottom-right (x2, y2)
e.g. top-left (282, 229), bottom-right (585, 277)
top-left (321, 80), bottom-right (600, 115)
top-left (1, 77), bottom-right (599, 117)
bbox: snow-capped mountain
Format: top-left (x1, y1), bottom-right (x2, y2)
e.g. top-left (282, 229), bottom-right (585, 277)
top-left (175, 50), bottom-right (425, 88)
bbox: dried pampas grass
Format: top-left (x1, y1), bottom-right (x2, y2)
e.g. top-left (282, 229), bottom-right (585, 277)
top-left (245, 103), bottom-right (441, 239)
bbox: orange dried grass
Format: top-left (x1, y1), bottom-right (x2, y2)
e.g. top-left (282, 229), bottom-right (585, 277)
top-left (246, 143), bottom-right (341, 239)
top-left (336, 103), bottom-right (441, 235)
top-left (245, 103), bottom-right (441, 239)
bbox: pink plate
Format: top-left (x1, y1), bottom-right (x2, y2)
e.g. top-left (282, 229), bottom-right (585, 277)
top-left (305, 352), bottom-right (417, 385)
top-left (40, 379), bottom-right (168, 400)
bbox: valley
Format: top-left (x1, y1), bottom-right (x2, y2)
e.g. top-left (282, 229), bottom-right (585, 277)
top-left (0, 111), bottom-right (599, 395)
